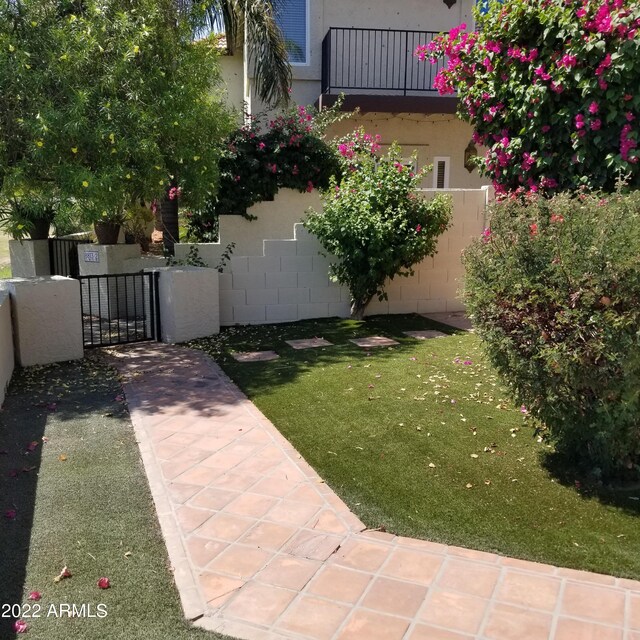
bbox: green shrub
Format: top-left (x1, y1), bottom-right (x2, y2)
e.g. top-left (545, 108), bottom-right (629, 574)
top-left (305, 129), bottom-right (451, 319)
top-left (463, 191), bottom-right (640, 480)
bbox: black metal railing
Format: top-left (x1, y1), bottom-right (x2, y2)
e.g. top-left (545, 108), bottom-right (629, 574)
top-left (78, 271), bottom-right (161, 347)
top-left (321, 27), bottom-right (446, 95)
top-left (49, 238), bottom-right (83, 277)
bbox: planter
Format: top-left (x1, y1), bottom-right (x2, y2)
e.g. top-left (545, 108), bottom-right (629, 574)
top-left (94, 221), bottom-right (121, 245)
top-left (29, 219), bottom-right (51, 240)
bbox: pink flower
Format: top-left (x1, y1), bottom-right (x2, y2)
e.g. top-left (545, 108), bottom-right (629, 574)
top-left (415, 224), bottom-right (422, 233)
top-left (626, 112), bottom-right (635, 122)
top-left (306, 181), bottom-right (314, 192)
top-left (28, 591), bottom-right (41, 601)
top-left (541, 125), bottom-right (551, 133)
top-left (520, 405), bottom-right (528, 414)
top-left (575, 114), bottom-right (585, 130)
top-left (481, 228), bottom-right (491, 243)
top-left (590, 119), bottom-right (602, 131)
top-left (588, 101), bottom-right (599, 114)
top-left (550, 213), bottom-right (564, 223)
top-left (97, 577), bottom-right (110, 589)
top-left (529, 223), bottom-right (538, 236)
top-left (14, 620), bottom-right (28, 634)
top-left (258, 142), bottom-right (266, 150)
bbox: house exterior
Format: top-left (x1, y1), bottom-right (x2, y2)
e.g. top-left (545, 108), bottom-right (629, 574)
top-left (220, 0), bottom-right (490, 190)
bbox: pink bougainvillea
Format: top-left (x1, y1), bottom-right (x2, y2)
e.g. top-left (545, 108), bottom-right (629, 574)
top-left (418, 0), bottom-right (640, 195)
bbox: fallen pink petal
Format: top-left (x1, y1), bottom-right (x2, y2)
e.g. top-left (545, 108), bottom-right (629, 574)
top-left (13, 619), bottom-right (28, 634)
top-left (5, 509), bottom-right (17, 519)
top-left (46, 403), bottom-right (57, 412)
top-left (7, 469), bottom-right (18, 477)
top-left (97, 577), bottom-right (110, 589)
top-left (27, 591), bottom-right (41, 601)
top-left (26, 441), bottom-right (39, 452)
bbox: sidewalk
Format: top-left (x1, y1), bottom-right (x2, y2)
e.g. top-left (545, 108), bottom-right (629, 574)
top-left (110, 343), bottom-right (640, 640)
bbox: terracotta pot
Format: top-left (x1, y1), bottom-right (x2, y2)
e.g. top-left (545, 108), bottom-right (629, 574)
top-left (94, 221), bottom-right (121, 244)
top-left (29, 219), bottom-right (51, 240)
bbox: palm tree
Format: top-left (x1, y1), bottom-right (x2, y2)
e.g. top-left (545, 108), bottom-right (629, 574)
top-left (160, 1), bottom-right (292, 255)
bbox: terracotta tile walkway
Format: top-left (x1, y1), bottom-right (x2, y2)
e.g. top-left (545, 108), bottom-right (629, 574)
top-left (108, 343), bottom-right (640, 640)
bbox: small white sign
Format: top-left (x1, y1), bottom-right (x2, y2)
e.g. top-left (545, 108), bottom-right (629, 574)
top-left (84, 251), bottom-right (100, 263)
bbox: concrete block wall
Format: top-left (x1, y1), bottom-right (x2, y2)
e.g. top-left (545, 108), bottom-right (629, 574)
top-left (0, 289), bottom-right (14, 407)
top-left (176, 187), bottom-right (489, 325)
top-left (3, 277), bottom-right (84, 367)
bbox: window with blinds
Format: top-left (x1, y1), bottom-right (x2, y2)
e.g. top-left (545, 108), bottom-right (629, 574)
top-left (433, 157), bottom-right (450, 189)
top-left (275, 0), bottom-right (308, 65)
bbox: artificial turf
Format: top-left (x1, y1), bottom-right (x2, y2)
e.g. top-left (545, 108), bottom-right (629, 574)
top-left (192, 314), bottom-right (640, 580)
top-left (0, 356), bottom-right (231, 640)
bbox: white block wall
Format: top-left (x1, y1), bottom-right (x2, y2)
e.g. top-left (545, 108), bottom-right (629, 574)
top-left (5, 277), bottom-right (84, 367)
top-left (176, 187), bottom-right (489, 325)
top-left (0, 289), bottom-right (14, 407)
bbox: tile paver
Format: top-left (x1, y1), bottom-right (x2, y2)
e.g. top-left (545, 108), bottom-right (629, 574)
top-left (110, 343), bottom-right (640, 640)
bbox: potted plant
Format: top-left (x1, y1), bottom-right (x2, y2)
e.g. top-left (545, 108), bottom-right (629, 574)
top-left (0, 192), bottom-right (57, 241)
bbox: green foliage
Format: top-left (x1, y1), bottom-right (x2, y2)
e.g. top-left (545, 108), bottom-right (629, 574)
top-left (422, 0), bottom-right (640, 195)
top-left (305, 129), bottom-right (452, 318)
top-left (0, 0), bottom-right (232, 226)
top-left (463, 191), bottom-right (640, 480)
top-left (185, 103), bottom-right (344, 241)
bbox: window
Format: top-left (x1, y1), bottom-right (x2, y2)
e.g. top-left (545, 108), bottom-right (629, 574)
top-left (432, 157), bottom-right (450, 189)
top-left (275, 0), bottom-right (309, 65)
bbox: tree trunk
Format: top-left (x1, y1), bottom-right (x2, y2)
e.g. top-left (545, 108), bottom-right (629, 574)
top-left (160, 184), bottom-right (179, 256)
top-left (350, 296), bottom-right (373, 320)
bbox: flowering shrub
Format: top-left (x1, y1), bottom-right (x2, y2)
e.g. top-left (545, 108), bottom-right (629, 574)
top-left (463, 191), bottom-right (640, 480)
top-left (186, 104), bottom-right (342, 241)
top-left (418, 0), bottom-right (640, 195)
top-left (305, 129), bottom-right (452, 319)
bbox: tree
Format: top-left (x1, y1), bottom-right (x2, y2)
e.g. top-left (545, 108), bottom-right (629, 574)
top-left (419, 0), bottom-right (640, 196)
top-left (157, 1), bottom-right (292, 252)
top-left (305, 129), bottom-right (452, 319)
top-left (0, 0), bottom-right (233, 242)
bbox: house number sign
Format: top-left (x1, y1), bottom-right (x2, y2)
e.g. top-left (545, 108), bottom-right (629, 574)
top-left (84, 251), bottom-right (100, 263)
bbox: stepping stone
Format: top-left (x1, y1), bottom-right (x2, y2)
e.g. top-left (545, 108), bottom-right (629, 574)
top-left (403, 330), bottom-right (447, 340)
top-left (349, 336), bottom-right (399, 348)
top-left (285, 338), bottom-right (333, 350)
top-left (231, 351), bottom-right (280, 363)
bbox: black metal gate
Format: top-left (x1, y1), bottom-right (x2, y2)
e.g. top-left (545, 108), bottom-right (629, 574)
top-left (77, 272), bottom-right (161, 347)
top-left (49, 238), bottom-right (83, 277)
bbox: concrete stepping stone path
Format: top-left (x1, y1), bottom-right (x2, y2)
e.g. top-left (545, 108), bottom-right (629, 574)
top-left (403, 330), bottom-right (448, 340)
top-left (231, 351), bottom-right (280, 362)
top-left (110, 343), bottom-right (640, 640)
top-left (349, 336), bottom-right (400, 348)
top-left (285, 338), bottom-right (334, 350)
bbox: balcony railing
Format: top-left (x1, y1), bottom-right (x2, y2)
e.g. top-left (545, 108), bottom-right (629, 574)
top-left (321, 27), bottom-right (446, 96)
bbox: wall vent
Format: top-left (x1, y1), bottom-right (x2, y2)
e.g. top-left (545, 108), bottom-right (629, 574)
top-left (433, 156), bottom-right (450, 189)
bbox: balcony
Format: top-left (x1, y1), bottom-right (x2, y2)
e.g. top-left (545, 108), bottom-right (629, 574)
top-left (319, 27), bottom-right (457, 114)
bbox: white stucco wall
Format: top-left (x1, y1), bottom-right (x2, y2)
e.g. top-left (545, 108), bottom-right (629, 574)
top-left (0, 289), bottom-right (14, 407)
top-left (156, 267), bottom-right (220, 343)
top-left (6, 277), bottom-right (84, 367)
top-left (176, 187), bottom-right (488, 325)
top-left (9, 240), bottom-right (51, 278)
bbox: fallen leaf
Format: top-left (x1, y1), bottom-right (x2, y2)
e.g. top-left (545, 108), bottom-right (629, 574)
top-left (54, 566), bottom-right (72, 583)
top-left (58, 454), bottom-right (68, 462)
top-left (484, 479), bottom-right (492, 485)
top-left (465, 483), bottom-right (473, 489)
top-left (428, 463), bottom-right (436, 468)
top-left (470, 454), bottom-right (479, 459)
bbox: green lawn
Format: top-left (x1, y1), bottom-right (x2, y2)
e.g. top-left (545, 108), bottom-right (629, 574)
top-left (192, 314), bottom-right (640, 580)
top-left (0, 231), bottom-right (10, 278)
top-left (0, 357), bottom-right (230, 640)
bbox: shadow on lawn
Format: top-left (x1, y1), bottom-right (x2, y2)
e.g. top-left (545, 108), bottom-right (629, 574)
top-left (0, 359), bottom-right (125, 640)
top-left (190, 313), bottom-right (464, 396)
top-left (540, 450), bottom-right (640, 518)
